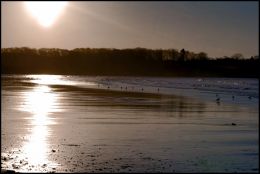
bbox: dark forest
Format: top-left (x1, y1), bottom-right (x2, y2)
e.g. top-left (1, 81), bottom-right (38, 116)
top-left (2, 47), bottom-right (259, 77)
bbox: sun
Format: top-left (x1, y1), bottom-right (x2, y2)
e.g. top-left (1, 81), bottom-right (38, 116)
top-left (24, 1), bottom-right (68, 28)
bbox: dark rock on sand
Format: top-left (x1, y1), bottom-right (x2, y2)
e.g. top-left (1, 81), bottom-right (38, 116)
top-left (61, 144), bottom-right (80, 147)
top-left (121, 165), bottom-right (131, 169)
top-left (1, 169), bottom-right (16, 173)
top-left (12, 164), bottom-right (19, 169)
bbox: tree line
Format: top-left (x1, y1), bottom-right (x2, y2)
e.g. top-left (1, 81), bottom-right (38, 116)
top-left (1, 47), bottom-right (259, 77)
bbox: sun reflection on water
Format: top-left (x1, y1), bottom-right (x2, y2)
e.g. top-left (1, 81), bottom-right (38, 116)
top-left (19, 83), bottom-right (59, 171)
top-left (25, 74), bottom-right (75, 86)
top-left (24, 85), bottom-right (56, 125)
top-left (23, 124), bottom-right (49, 166)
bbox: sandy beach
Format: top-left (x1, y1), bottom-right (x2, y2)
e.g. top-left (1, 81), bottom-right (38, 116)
top-left (1, 75), bottom-right (259, 172)
top-left (2, 1), bottom-right (259, 172)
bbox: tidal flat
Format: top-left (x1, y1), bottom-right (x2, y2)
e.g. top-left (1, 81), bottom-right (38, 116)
top-left (1, 75), bottom-right (258, 172)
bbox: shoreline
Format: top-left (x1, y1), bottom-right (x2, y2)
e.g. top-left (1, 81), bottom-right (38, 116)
top-left (1, 75), bottom-right (258, 173)
top-left (2, 73), bottom-right (259, 78)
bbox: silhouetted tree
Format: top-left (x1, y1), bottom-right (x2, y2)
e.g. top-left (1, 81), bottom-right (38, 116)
top-left (1, 47), bottom-right (258, 77)
top-left (231, 53), bottom-right (244, 59)
top-left (197, 52), bottom-right (208, 60)
top-left (179, 48), bottom-right (186, 62)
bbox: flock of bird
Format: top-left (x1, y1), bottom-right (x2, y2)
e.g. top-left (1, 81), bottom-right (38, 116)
top-left (98, 84), bottom-right (253, 104)
top-left (215, 93), bottom-right (252, 104)
top-left (98, 84), bottom-right (161, 93)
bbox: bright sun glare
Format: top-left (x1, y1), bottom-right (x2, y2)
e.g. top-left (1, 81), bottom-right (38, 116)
top-left (24, 1), bottom-right (68, 28)
top-left (20, 84), bottom-right (58, 169)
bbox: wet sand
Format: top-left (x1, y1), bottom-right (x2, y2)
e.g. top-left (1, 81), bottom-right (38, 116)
top-left (1, 76), bottom-right (259, 172)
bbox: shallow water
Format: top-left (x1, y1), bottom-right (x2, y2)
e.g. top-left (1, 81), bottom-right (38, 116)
top-left (1, 75), bottom-right (259, 172)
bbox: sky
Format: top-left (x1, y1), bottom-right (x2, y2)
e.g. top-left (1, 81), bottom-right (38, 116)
top-left (1, 1), bottom-right (259, 58)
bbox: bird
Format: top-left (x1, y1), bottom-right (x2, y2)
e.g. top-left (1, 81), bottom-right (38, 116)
top-left (107, 86), bottom-right (110, 89)
top-left (248, 96), bottom-right (252, 100)
top-left (232, 96), bottom-right (235, 100)
top-left (216, 97), bottom-right (220, 103)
